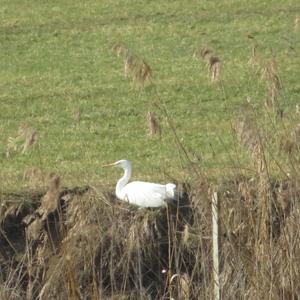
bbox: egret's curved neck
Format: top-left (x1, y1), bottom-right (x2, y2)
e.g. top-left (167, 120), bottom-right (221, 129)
top-left (116, 164), bottom-right (132, 197)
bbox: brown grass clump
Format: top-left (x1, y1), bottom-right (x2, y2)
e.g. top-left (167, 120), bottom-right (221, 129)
top-left (6, 123), bottom-right (38, 157)
top-left (147, 111), bottom-right (161, 136)
top-left (72, 108), bottom-right (81, 122)
top-left (295, 15), bottom-right (300, 30)
top-left (112, 43), bottom-right (153, 88)
top-left (193, 46), bottom-right (213, 61)
top-left (209, 56), bottom-right (221, 83)
top-left (23, 167), bottom-right (44, 184)
top-left (248, 39), bottom-right (260, 68)
top-left (235, 106), bottom-right (261, 161)
top-left (112, 42), bottom-right (128, 58)
top-left (124, 55), bottom-right (153, 88)
top-left (280, 123), bottom-right (300, 155)
top-left (124, 54), bottom-right (137, 77)
top-left (261, 57), bottom-right (282, 114)
top-left (195, 45), bottom-right (221, 83)
top-left (133, 59), bottom-right (153, 88)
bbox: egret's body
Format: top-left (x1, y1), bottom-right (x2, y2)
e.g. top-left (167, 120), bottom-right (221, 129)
top-left (105, 160), bottom-right (176, 207)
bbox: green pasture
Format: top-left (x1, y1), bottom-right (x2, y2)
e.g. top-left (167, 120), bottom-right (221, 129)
top-left (1, 0), bottom-right (299, 191)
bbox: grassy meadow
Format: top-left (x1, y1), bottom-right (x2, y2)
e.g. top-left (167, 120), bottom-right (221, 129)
top-left (1, 0), bottom-right (299, 191)
top-left (1, 1), bottom-right (300, 299)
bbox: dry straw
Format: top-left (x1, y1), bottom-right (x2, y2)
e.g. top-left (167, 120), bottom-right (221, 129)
top-left (133, 59), bottom-right (153, 88)
top-left (147, 111), bottom-right (161, 136)
top-left (6, 123), bottom-right (38, 157)
top-left (1, 174), bottom-right (300, 298)
top-left (261, 58), bottom-right (282, 115)
top-left (113, 42), bottom-right (153, 88)
top-left (295, 15), bottom-right (299, 30)
top-left (195, 45), bottom-right (221, 83)
top-left (112, 42), bottom-right (128, 58)
top-left (72, 108), bottom-right (81, 122)
top-left (248, 39), bottom-right (260, 68)
top-left (124, 54), bottom-right (137, 77)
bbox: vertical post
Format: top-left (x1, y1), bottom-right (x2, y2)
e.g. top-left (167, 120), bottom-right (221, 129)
top-left (212, 191), bottom-right (220, 300)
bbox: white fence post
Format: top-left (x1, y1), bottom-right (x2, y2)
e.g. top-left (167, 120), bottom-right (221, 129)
top-left (212, 191), bottom-right (220, 300)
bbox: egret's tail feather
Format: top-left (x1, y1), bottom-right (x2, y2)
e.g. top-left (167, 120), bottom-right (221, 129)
top-left (166, 183), bottom-right (176, 199)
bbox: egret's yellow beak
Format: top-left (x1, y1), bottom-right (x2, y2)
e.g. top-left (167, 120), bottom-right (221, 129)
top-left (102, 162), bottom-right (116, 167)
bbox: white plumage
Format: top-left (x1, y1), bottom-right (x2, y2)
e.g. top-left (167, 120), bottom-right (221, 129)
top-left (104, 159), bottom-right (176, 207)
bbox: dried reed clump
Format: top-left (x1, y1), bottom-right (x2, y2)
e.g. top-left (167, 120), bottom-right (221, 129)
top-left (38, 189), bottom-right (175, 299)
top-left (147, 111), bottom-right (161, 136)
top-left (133, 59), bottom-right (153, 88)
top-left (72, 108), bottom-right (81, 122)
top-left (219, 178), bottom-right (300, 298)
top-left (235, 106), bottom-right (273, 246)
top-left (6, 123), bottom-right (38, 157)
top-left (235, 109), bottom-right (261, 163)
top-left (112, 42), bottom-right (153, 88)
top-left (22, 174), bottom-right (61, 242)
top-left (193, 46), bottom-right (213, 60)
top-left (37, 174), bottom-right (60, 221)
top-left (124, 54), bottom-right (138, 77)
top-left (195, 45), bottom-right (221, 83)
top-left (23, 167), bottom-right (44, 185)
top-left (112, 42), bottom-right (128, 57)
top-left (248, 39), bottom-right (260, 68)
top-left (209, 56), bottom-right (221, 83)
top-left (169, 273), bottom-right (191, 300)
top-left (124, 55), bottom-right (153, 88)
top-left (280, 123), bottom-right (300, 155)
top-left (295, 15), bottom-right (300, 30)
top-left (261, 58), bottom-right (282, 113)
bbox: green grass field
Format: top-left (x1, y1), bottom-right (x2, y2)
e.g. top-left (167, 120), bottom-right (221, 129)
top-left (1, 0), bottom-right (300, 191)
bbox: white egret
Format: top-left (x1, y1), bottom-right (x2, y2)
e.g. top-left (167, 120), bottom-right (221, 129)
top-left (104, 159), bottom-right (176, 207)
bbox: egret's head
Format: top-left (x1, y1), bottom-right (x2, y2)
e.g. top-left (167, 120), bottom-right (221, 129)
top-left (103, 159), bottom-right (131, 169)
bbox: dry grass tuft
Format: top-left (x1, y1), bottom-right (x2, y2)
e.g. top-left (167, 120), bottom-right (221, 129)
top-left (6, 123), bottom-right (38, 157)
top-left (280, 123), bottom-right (300, 155)
top-left (124, 54), bottom-right (138, 77)
top-left (195, 45), bottom-right (221, 83)
top-left (72, 108), bottom-right (81, 122)
top-left (112, 42), bottom-right (128, 57)
top-left (261, 57), bottom-right (282, 114)
top-left (21, 130), bottom-right (38, 154)
top-left (169, 273), bottom-right (191, 300)
top-left (209, 56), bottom-right (221, 83)
top-left (248, 39), bottom-right (260, 68)
top-left (235, 107), bottom-right (261, 161)
top-left (193, 46), bottom-right (213, 61)
top-left (113, 43), bottom-right (153, 88)
top-left (36, 174), bottom-right (60, 221)
top-left (295, 15), bottom-right (300, 30)
top-left (147, 111), bottom-right (161, 136)
top-left (23, 167), bottom-right (44, 184)
top-left (133, 59), bottom-right (153, 88)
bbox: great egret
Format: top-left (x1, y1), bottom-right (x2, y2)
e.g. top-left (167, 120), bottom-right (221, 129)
top-left (104, 159), bottom-right (176, 207)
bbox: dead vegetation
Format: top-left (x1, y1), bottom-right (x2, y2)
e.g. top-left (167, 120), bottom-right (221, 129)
top-left (147, 111), bottom-right (161, 137)
top-left (6, 123), bottom-right (38, 158)
top-left (113, 42), bottom-right (153, 88)
top-left (194, 45), bottom-right (221, 83)
top-left (1, 173), bottom-right (300, 299)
